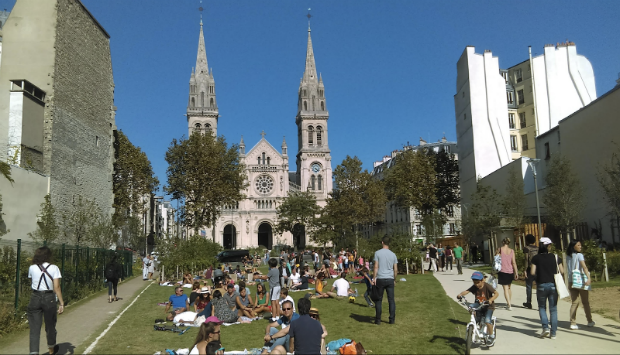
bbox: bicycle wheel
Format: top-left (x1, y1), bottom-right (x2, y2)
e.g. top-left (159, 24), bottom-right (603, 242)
top-left (465, 325), bottom-right (473, 355)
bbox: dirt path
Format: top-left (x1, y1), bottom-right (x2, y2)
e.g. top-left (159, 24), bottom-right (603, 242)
top-left (0, 276), bottom-right (154, 355)
top-left (430, 262), bottom-right (620, 354)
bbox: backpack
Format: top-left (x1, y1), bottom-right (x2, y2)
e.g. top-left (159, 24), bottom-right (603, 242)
top-left (340, 340), bottom-right (367, 355)
top-left (493, 254), bottom-right (502, 273)
top-left (105, 264), bottom-right (116, 280)
top-left (525, 245), bottom-right (538, 271)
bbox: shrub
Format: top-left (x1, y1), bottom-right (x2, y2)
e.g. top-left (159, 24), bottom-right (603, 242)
top-left (605, 250), bottom-right (620, 277)
top-left (515, 248), bottom-right (525, 275)
top-left (581, 240), bottom-right (605, 279)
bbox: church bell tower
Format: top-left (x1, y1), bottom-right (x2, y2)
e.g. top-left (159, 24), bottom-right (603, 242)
top-left (296, 26), bottom-right (332, 203)
top-left (187, 19), bottom-right (218, 136)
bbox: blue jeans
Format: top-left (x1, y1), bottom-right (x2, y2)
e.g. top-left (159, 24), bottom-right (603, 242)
top-left (363, 285), bottom-right (373, 306)
top-left (375, 278), bottom-right (395, 323)
top-left (525, 271), bottom-right (535, 304)
top-left (537, 282), bottom-right (558, 336)
top-left (469, 303), bottom-right (493, 325)
top-left (267, 326), bottom-right (290, 351)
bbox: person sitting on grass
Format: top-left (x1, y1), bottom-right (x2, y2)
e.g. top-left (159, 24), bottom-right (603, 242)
top-left (287, 267), bottom-right (300, 288)
top-left (165, 286), bottom-right (190, 315)
top-left (222, 284), bottom-right (239, 311)
top-left (236, 287), bottom-right (256, 318)
top-left (211, 290), bottom-right (239, 324)
top-left (184, 272), bottom-right (194, 285)
top-left (290, 270), bottom-right (309, 290)
top-left (189, 281), bottom-right (202, 307)
top-left (330, 272), bottom-right (355, 298)
top-left (278, 288), bottom-right (295, 315)
top-left (206, 340), bottom-right (224, 355)
top-left (269, 298), bottom-right (323, 354)
top-left (310, 272), bottom-right (330, 299)
top-left (189, 317), bottom-right (222, 355)
top-left (456, 271), bottom-right (498, 346)
top-left (234, 280), bottom-right (251, 296)
top-left (253, 258), bottom-right (281, 321)
top-left (253, 283), bottom-right (271, 315)
top-left (261, 300), bottom-right (299, 354)
top-left (194, 288), bottom-right (211, 313)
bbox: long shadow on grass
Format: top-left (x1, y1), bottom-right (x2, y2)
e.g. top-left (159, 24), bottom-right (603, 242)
top-left (429, 335), bottom-right (466, 355)
top-left (57, 342), bottom-right (76, 355)
top-left (449, 318), bottom-right (467, 326)
top-left (349, 313), bottom-right (375, 323)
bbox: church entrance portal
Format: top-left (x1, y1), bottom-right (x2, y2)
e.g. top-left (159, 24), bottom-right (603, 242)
top-left (223, 224), bottom-right (236, 250)
top-left (258, 223), bottom-right (273, 250)
top-left (293, 224), bottom-right (306, 250)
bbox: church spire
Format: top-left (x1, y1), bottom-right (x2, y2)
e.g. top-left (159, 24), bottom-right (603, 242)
top-left (302, 28), bottom-right (318, 84)
top-left (195, 20), bottom-right (209, 76)
top-left (298, 26), bottom-right (326, 114)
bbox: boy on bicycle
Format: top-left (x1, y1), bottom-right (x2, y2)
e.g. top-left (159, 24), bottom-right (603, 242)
top-left (457, 271), bottom-right (498, 345)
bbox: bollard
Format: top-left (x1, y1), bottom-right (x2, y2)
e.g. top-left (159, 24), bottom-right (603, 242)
top-left (406, 259), bottom-right (409, 275)
top-left (603, 252), bottom-right (609, 282)
top-left (14, 239), bottom-right (22, 311)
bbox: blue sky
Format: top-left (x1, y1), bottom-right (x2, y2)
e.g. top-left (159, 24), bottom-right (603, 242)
top-left (2, 1), bottom-right (620, 196)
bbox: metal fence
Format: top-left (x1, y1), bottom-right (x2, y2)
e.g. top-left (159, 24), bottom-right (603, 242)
top-left (0, 239), bottom-right (134, 312)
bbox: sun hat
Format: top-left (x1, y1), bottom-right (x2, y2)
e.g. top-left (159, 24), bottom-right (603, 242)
top-left (309, 307), bottom-right (319, 315)
top-left (540, 237), bottom-right (553, 245)
top-left (200, 287), bottom-right (211, 294)
top-left (204, 316), bottom-right (223, 324)
top-left (471, 271), bottom-right (484, 280)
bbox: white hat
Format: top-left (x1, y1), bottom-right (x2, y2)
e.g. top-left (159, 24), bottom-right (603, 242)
top-left (539, 237), bottom-right (553, 245)
top-left (200, 287), bottom-right (211, 294)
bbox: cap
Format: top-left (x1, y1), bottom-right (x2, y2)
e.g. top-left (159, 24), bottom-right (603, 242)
top-left (471, 271), bottom-right (484, 280)
top-left (204, 316), bottom-right (223, 324)
top-left (227, 284), bottom-right (234, 289)
top-left (540, 237), bottom-right (552, 245)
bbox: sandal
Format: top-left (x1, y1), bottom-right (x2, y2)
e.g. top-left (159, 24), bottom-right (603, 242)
top-left (108, 299), bottom-right (113, 303)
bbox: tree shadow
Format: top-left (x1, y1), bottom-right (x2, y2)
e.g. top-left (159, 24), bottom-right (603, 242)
top-left (449, 318), bottom-right (467, 326)
top-left (429, 335), bottom-right (466, 355)
top-left (349, 313), bottom-right (375, 323)
top-left (57, 342), bottom-right (76, 355)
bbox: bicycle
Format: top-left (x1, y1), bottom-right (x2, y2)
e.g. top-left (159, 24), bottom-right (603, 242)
top-left (457, 296), bottom-right (496, 354)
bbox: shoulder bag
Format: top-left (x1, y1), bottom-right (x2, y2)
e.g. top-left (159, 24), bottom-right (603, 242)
top-left (553, 255), bottom-right (570, 299)
top-left (570, 255), bottom-right (588, 290)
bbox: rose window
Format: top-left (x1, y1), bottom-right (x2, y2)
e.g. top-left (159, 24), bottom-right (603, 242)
top-left (255, 175), bottom-right (274, 194)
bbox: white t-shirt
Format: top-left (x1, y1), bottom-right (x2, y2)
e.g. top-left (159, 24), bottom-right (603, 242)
top-left (28, 263), bottom-right (61, 291)
top-left (314, 253), bottom-right (319, 263)
top-left (173, 311), bottom-right (197, 323)
top-left (289, 272), bottom-right (301, 284)
top-left (333, 278), bottom-right (350, 297)
top-left (279, 295), bottom-right (296, 313)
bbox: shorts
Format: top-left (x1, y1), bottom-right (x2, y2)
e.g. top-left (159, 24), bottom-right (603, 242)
top-left (271, 286), bottom-right (281, 301)
top-left (470, 303), bottom-right (494, 324)
top-left (498, 272), bottom-right (514, 285)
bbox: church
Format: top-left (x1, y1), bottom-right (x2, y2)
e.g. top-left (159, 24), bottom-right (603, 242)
top-left (185, 19), bottom-right (333, 250)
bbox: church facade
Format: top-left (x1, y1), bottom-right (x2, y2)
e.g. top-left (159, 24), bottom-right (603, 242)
top-left (185, 20), bottom-right (332, 250)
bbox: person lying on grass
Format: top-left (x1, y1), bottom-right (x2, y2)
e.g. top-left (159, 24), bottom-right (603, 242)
top-left (236, 287), bottom-right (256, 318)
top-left (189, 317), bottom-right (222, 355)
top-left (252, 283), bottom-right (271, 315)
top-left (165, 287), bottom-right (190, 314)
top-left (456, 271), bottom-right (498, 345)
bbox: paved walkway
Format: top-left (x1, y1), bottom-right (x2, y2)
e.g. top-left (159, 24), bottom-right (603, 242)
top-left (429, 262), bottom-right (620, 354)
top-left (0, 275), bottom-right (154, 355)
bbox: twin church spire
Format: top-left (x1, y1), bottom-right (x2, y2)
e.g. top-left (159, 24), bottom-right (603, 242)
top-left (298, 27), bottom-right (327, 114)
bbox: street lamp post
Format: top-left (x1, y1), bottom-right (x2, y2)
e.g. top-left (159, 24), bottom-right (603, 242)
top-left (527, 159), bottom-right (543, 240)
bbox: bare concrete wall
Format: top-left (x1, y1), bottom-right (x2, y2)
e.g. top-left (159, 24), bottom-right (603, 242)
top-left (0, 166), bottom-right (49, 242)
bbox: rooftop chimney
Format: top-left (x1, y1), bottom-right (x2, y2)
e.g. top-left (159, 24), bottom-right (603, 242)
top-left (419, 137), bottom-right (426, 146)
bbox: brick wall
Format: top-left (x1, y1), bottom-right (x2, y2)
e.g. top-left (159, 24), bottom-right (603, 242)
top-left (47, 0), bottom-right (115, 216)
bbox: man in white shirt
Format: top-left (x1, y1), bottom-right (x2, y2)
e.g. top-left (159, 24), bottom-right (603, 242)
top-left (142, 255), bottom-right (149, 280)
top-left (331, 272), bottom-right (354, 297)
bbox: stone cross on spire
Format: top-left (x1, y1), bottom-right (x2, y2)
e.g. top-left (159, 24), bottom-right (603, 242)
top-left (260, 130), bottom-right (266, 139)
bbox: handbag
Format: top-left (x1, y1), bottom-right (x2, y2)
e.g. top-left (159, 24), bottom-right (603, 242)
top-left (370, 284), bottom-right (382, 302)
top-left (553, 255), bottom-right (570, 299)
top-left (570, 256), bottom-right (588, 289)
top-left (493, 254), bottom-right (502, 273)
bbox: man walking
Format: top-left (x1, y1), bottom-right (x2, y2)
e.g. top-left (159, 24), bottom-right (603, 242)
top-left (454, 243), bottom-right (464, 275)
top-left (427, 244), bottom-right (438, 272)
top-left (373, 236), bottom-right (398, 325)
top-left (470, 242), bottom-right (478, 264)
top-left (522, 234), bottom-right (538, 309)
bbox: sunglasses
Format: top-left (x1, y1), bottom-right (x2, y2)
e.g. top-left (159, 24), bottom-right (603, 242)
top-left (217, 348), bottom-right (225, 352)
top-left (212, 331), bottom-right (221, 334)
top-left (282, 307), bottom-right (292, 311)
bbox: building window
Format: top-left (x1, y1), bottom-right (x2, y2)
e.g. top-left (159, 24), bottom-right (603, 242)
top-left (267, 157), bottom-right (271, 166)
top-left (318, 175), bottom-right (323, 190)
top-left (303, 89), bottom-right (306, 97)
top-left (519, 112), bottom-right (526, 128)
top-left (521, 134), bottom-right (529, 151)
top-left (316, 126), bottom-right (322, 146)
top-left (303, 101), bottom-right (307, 110)
top-left (517, 90), bottom-right (525, 104)
top-left (257, 157), bottom-right (261, 165)
top-left (319, 89), bottom-right (323, 97)
top-left (205, 123), bottom-right (211, 132)
top-left (416, 224), bottom-right (422, 235)
top-left (508, 113), bottom-right (516, 129)
top-left (501, 71), bottom-right (508, 82)
top-left (444, 145), bottom-right (451, 153)
top-left (446, 206), bottom-right (454, 217)
top-left (510, 135), bottom-right (518, 152)
top-left (191, 97), bottom-right (195, 107)
top-left (210, 98), bottom-right (214, 107)
top-left (195, 122), bottom-right (201, 130)
top-left (311, 175), bottom-right (316, 190)
top-left (516, 69), bottom-right (522, 83)
top-left (507, 91), bottom-right (514, 105)
top-left (201, 92), bottom-right (205, 107)
top-left (544, 142), bottom-right (550, 159)
top-left (449, 223), bottom-right (455, 235)
top-left (308, 126), bottom-right (314, 145)
top-left (320, 101), bottom-right (325, 110)
top-left (262, 152), bottom-right (266, 165)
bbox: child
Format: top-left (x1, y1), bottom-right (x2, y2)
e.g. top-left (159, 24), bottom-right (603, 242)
top-left (457, 271), bottom-right (498, 346)
top-left (359, 267), bottom-right (374, 307)
top-left (253, 258), bottom-right (281, 321)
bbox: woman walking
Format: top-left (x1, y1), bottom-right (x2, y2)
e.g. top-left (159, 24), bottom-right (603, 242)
top-left (567, 241), bottom-right (594, 329)
top-left (445, 246), bottom-right (453, 272)
top-left (530, 242), bottom-right (563, 339)
top-left (105, 254), bottom-right (123, 303)
top-left (28, 246), bottom-right (64, 355)
top-left (438, 244), bottom-right (445, 272)
top-left (497, 238), bottom-right (518, 310)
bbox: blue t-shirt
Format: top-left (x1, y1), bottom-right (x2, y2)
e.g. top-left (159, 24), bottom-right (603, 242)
top-left (169, 294), bottom-right (188, 309)
top-left (288, 314), bottom-right (323, 354)
top-left (374, 248), bottom-right (398, 279)
top-left (276, 312), bottom-right (300, 326)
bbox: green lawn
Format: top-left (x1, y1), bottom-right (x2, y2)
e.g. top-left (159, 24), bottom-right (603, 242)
top-left (79, 271), bottom-right (470, 354)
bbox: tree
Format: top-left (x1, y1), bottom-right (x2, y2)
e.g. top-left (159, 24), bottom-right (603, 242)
top-left (503, 166), bottom-right (527, 234)
top-left (434, 149), bottom-right (460, 209)
top-left (28, 194), bottom-right (60, 244)
top-left (0, 194), bottom-right (7, 238)
top-left (384, 149), bottom-right (437, 212)
top-left (275, 191), bottom-right (321, 241)
top-left (165, 132), bottom-right (247, 237)
top-left (543, 156), bottom-right (584, 239)
top-left (113, 130), bottom-right (159, 227)
top-left (86, 213), bottom-right (118, 249)
top-left (324, 156), bottom-right (386, 249)
top-left (62, 197), bottom-right (99, 245)
top-left (463, 180), bottom-right (502, 243)
top-left (598, 148), bottom-right (620, 246)
top-left (120, 215), bottom-right (144, 251)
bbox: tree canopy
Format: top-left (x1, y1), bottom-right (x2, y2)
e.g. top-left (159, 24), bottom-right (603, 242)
top-left (503, 166), bottom-right (527, 232)
top-left (463, 180), bottom-right (502, 241)
top-left (543, 156), bottom-right (584, 234)
top-left (275, 191), bottom-right (320, 236)
top-left (598, 148), bottom-right (620, 224)
top-left (28, 194), bottom-right (60, 244)
top-left (165, 132), bottom-right (247, 235)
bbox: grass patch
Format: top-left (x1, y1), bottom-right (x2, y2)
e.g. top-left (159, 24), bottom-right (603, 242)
top-left (82, 272), bottom-right (469, 354)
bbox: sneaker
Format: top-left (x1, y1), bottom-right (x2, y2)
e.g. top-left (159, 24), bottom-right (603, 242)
top-left (522, 302), bottom-right (532, 309)
top-left (570, 324), bottom-right (579, 330)
top-left (540, 329), bottom-right (550, 338)
top-left (486, 335), bottom-right (495, 346)
top-left (587, 321), bottom-right (596, 327)
top-left (550, 335), bottom-right (556, 340)
top-left (506, 306), bottom-right (512, 311)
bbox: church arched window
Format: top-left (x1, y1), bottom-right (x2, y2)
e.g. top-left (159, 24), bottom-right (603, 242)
top-left (257, 156), bottom-right (261, 165)
top-left (205, 123), bottom-right (211, 132)
top-left (201, 92), bottom-right (205, 107)
top-left (303, 101), bottom-right (307, 111)
top-left (267, 157), bottom-right (271, 166)
top-left (191, 97), bottom-right (195, 108)
top-left (210, 98), bottom-right (214, 107)
top-left (311, 175), bottom-right (316, 190)
top-left (321, 101), bottom-right (325, 111)
top-left (308, 126), bottom-right (314, 145)
top-left (303, 89), bottom-right (306, 97)
top-left (195, 122), bottom-right (202, 130)
top-left (312, 95), bottom-right (316, 110)
top-left (318, 175), bottom-right (323, 190)
top-left (316, 126), bottom-right (322, 146)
